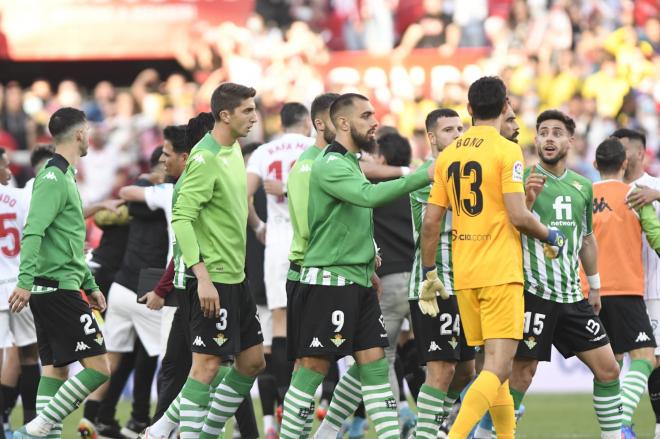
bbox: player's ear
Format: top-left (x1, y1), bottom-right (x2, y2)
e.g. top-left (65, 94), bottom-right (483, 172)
top-left (593, 160), bottom-right (599, 171)
top-left (621, 158), bottom-right (629, 172)
top-left (467, 104), bottom-right (473, 117)
top-left (314, 118), bottom-right (324, 133)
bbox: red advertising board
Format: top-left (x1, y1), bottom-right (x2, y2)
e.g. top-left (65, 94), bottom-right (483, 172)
top-left (0, 0), bottom-right (255, 60)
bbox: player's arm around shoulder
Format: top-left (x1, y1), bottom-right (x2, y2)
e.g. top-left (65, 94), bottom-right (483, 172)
top-left (638, 202), bottom-right (660, 252)
top-left (172, 149), bottom-right (216, 223)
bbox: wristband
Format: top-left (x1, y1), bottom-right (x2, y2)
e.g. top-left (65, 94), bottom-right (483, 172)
top-left (587, 274), bottom-right (601, 290)
top-left (400, 166), bottom-right (411, 176)
top-left (422, 265), bottom-right (436, 278)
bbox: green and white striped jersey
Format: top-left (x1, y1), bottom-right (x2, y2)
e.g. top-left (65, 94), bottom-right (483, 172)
top-left (523, 164), bottom-right (593, 303)
top-left (300, 267), bottom-right (354, 286)
top-left (408, 160), bottom-right (454, 299)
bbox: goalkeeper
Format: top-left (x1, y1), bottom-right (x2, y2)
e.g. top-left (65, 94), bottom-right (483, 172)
top-left (419, 77), bottom-right (565, 439)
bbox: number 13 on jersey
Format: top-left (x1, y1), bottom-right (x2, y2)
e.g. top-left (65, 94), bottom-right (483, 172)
top-left (448, 161), bottom-right (484, 216)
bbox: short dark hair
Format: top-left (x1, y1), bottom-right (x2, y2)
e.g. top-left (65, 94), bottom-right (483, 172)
top-left (311, 93), bottom-right (340, 123)
top-left (241, 142), bottom-right (262, 156)
top-left (536, 110), bottom-right (576, 135)
top-left (150, 145), bottom-right (164, 168)
top-left (185, 112), bottom-right (215, 151)
top-left (30, 144), bottom-right (55, 168)
top-left (377, 133), bottom-right (412, 167)
top-left (425, 108), bottom-right (460, 132)
top-left (163, 125), bottom-right (188, 154)
top-left (280, 102), bottom-right (309, 129)
top-left (467, 76), bottom-right (507, 120)
top-left (48, 107), bottom-right (87, 139)
top-left (329, 93), bottom-right (369, 124)
top-left (595, 137), bottom-right (626, 174)
top-left (210, 83), bottom-right (257, 120)
top-left (611, 128), bottom-right (646, 149)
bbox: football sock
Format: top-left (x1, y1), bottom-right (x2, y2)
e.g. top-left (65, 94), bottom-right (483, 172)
top-left (360, 358), bottom-right (400, 439)
top-left (621, 359), bottom-right (653, 426)
top-left (179, 378), bottom-right (211, 439)
top-left (35, 377), bottom-right (64, 439)
top-left (19, 364), bottom-right (40, 423)
top-left (318, 363), bottom-right (361, 433)
top-left (648, 367), bottom-right (660, 423)
top-left (488, 380), bottom-right (514, 439)
top-left (593, 379), bottom-right (622, 436)
top-left (201, 366), bottom-right (253, 438)
top-left (280, 367), bottom-right (324, 439)
top-left (414, 384), bottom-right (447, 438)
top-left (448, 371), bottom-right (501, 438)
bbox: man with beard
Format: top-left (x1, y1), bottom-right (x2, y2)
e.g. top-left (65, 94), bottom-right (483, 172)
top-left (10, 108), bottom-right (110, 439)
top-left (505, 110), bottom-right (623, 439)
top-left (420, 78), bottom-right (566, 439)
top-left (279, 93), bottom-right (433, 439)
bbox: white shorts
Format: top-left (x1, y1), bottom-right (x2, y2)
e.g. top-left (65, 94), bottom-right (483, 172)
top-left (257, 304), bottom-right (273, 347)
top-left (160, 306), bottom-right (177, 358)
top-left (0, 307), bottom-right (37, 348)
top-left (104, 282), bottom-right (162, 357)
top-left (646, 298), bottom-right (660, 356)
top-left (264, 225), bottom-right (292, 310)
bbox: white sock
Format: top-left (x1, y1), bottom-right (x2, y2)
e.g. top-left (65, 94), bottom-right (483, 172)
top-left (314, 421), bottom-right (341, 439)
top-left (26, 415), bottom-right (53, 436)
top-left (601, 431), bottom-right (621, 439)
top-left (656, 423), bottom-right (660, 434)
top-left (263, 415), bottom-right (274, 432)
top-left (149, 415), bottom-right (178, 437)
top-left (473, 425), bottom-right (492, 439)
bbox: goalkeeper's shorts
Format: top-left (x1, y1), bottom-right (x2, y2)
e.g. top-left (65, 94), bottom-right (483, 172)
top-left (456, 283), bottom-right (524, 346)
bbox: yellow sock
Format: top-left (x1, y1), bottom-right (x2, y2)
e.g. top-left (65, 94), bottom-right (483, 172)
top-left (448, 371), bottom-right (501, 439)
top-left (490, 380), bottom-right (515, 439)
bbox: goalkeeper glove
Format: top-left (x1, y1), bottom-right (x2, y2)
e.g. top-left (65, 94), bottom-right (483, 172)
top-left (543, 226), bottom-right (566, 259)
top-left (418, 266), bottom-right (448, 317)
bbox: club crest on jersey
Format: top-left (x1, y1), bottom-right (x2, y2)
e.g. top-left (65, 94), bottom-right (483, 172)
top-left (94, 334), bottom-right (104, 346)
top-left (214, 333), bottom-right (228, 347)
top-left (44, 171), bottom-right (57, 181)
top-left (330, 334), bottom-right (346, 347)
top-left (448, 336), bottom-right (458, 350)
top-left (572, 181), bottom-right (583, 191)
top-left (524, 336), bottom-right (537, 349)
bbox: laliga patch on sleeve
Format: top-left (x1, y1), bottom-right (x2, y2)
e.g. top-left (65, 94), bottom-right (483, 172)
top-left (512, 161), bottom-right (523, 182)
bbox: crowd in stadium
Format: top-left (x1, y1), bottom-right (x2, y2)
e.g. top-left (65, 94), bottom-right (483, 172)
top-left (0, 0), bottom-right (659, 439)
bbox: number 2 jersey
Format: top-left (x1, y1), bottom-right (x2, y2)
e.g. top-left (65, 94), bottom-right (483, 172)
top-left (522, 165), bottom-right (593, 303)
top-left (428, 125), bottom-right (525, 290)
top-left (0, 184), bottom-right (31, 309)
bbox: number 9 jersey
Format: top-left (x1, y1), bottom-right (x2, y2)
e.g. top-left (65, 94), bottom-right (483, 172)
top-left (428, 125), bottom-right (525, 290)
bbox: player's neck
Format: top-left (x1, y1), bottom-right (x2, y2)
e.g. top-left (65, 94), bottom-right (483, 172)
top-left (599, 171), bottom-right (624, 182)
top-left (473, 118), bottom-right (502, 132)
top-left (284, 126), bottom-right (309, 136)
top-left (54, 145), bottom-right (79, 168)
top-left (539, 161), bottom-right (566, 177)
top-left (314, 134), bottom-right (326, 148)
top-left (624, 166), bottom-right (644, 183)
top-left (335, 135), bottom-right (359, 154)
top-left (211, 125), bottom-right (237, 147)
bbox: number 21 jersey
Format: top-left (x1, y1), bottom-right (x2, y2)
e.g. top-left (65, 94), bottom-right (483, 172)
top-left (428, 125), bottom-right (525, 290)
top-left (0, 185), bottom-right (31, 309)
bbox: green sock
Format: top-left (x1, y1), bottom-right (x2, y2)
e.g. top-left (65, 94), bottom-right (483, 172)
top-left (621, 359), bottom-right (653, 426)
top-left (40, 369), bottom-right (107, 426)
top-left (415, 384), bottom-right (447, 438)
top-left (593, 379), bottom-right (622, 434)
top-left (443, 390), bottom-right (461, 420)
top-left (280, 367), bottom-right (324, 439)
top-left (164, 394), bottom-right (181, 424)
top-left (179, 378), bottom-right (211, 439)
top-left (201, 367), bottom-right (254, 438)
top-left (360, 358), bottom-right (400, 439)
top-left (36, 377), bottom-right (64, 439)
top-left (320, 364), bottom-right (362, 431)
top-left (510, 387), bottom-right (525, 411)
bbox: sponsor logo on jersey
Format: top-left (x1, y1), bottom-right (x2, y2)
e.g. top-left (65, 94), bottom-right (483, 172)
top-left (214, 333), bottom-right (227, 347)
top-left (428, 341), bottom-right (441, 352)
top-left (451, 230), bottom-right (492, 242)
top-left (448, 337), bottom-right (458, 350)
top-left (512, 161), bottom-right (523, 182)
top-left (192, 336), bottom-right (206, 347)
top-left (551, 196), bottom-right (576, 227)
top-left (524, 336), bottom-right (537, 350)
top-left (593, 197), bottom-right (612, 214)
top-left (636, 332), bottom-right (651, 343)
top-left (75, 341), bottom-right (90, 352)
top-left (300, 164), bottom-right (312, 173)
top-left (309, 337), bottom-right (324, 348)
top-left (330, 334), bottom-right (346, 347)
top-left (94, 334), bottom-right (104, 346)
top-left (44, 171), bottom-right (57, 181)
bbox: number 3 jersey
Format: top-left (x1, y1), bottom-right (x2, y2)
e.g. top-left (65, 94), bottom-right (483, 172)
top-left (428, 125), bottom-right (525, 290)
top-left (0, 184), bottom-right (31, 310)
top-left (523, 165), bottom-right (593, 303)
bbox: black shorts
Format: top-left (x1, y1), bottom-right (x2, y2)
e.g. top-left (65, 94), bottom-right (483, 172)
top-left (30, 288), bottom-right (106, 367)
top-left (285, 274), bottom-right (300, 361)
top-left (292, 283), bottom-right (389, 359)
top-left (600, 295), bottom-right (656, 354)
top-left (515, 292), bottom-right (609, 362)
top-left (409, 296), bottom-right (475, 364)
top-left (186, 278), bottom-right (263, 357)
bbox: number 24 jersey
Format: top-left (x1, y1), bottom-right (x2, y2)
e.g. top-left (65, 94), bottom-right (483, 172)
top-left (428, 125), bottom-right (525, 290)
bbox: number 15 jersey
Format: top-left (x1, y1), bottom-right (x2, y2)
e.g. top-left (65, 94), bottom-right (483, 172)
top-left (0, 185), bottom-right (31, 309)
top-left (428, 125), bottom-right (525, 290)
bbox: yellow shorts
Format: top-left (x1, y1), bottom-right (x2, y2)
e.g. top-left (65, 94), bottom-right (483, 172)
top-left (456, 283), bottom-right (524, 346)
